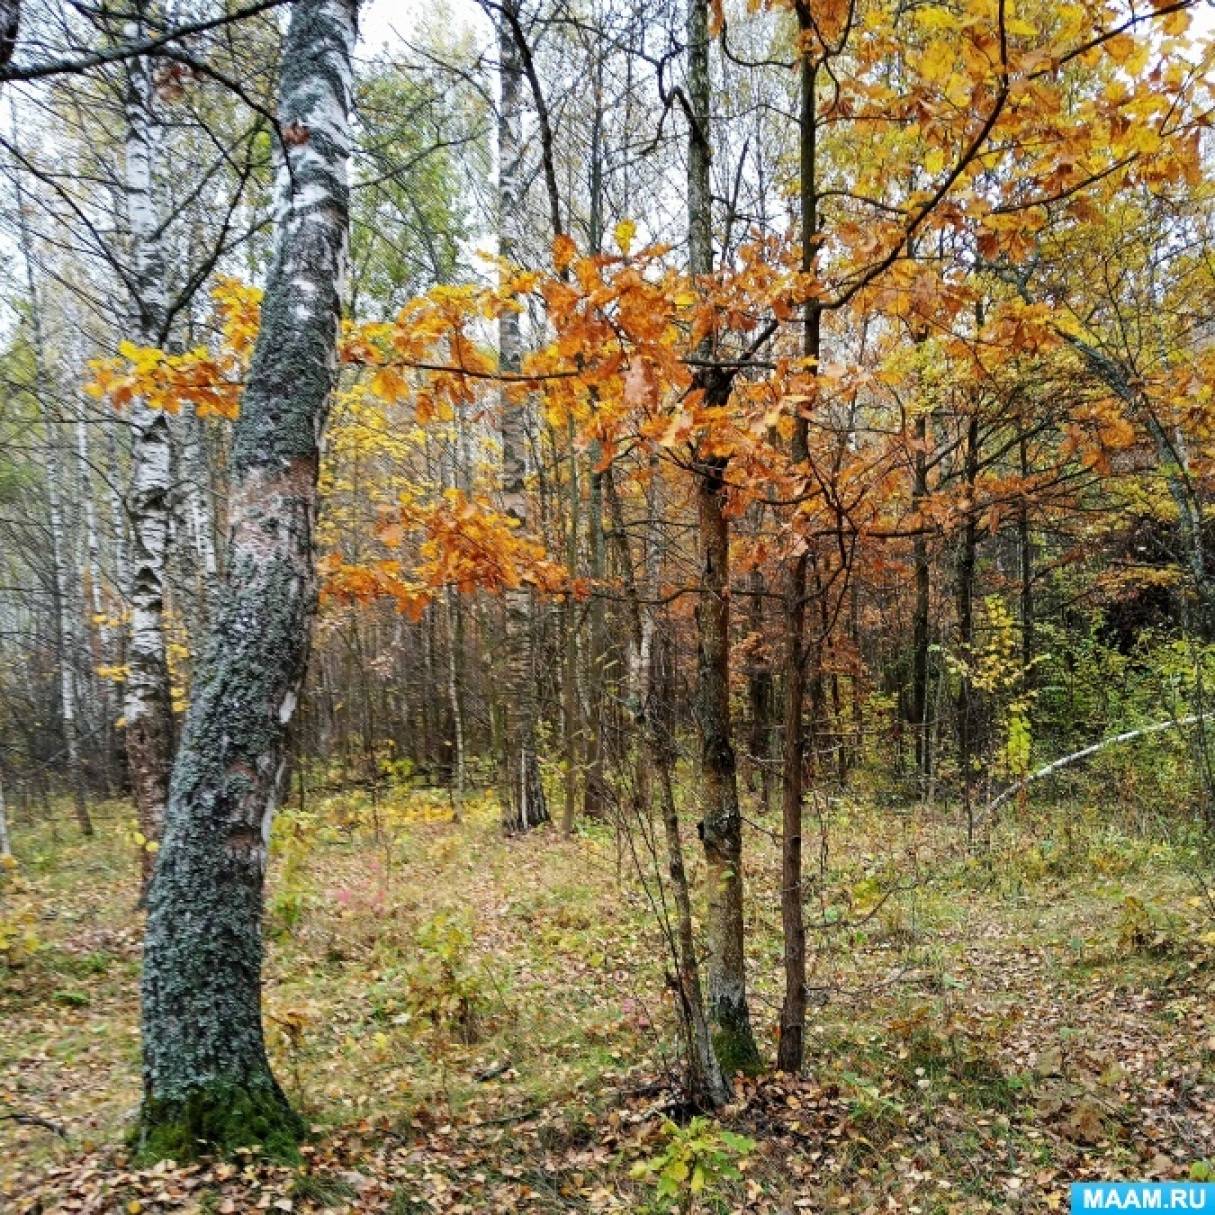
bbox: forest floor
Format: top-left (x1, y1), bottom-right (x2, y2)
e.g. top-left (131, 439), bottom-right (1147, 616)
top-left (4, 778), bottom-right (1215, 1213)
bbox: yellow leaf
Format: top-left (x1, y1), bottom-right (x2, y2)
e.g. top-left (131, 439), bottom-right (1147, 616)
top-left (553, 233), bottom-right (576, 270)
top-left (919, 40), bottom-right (955, 85)
top-left (614, 219), bottom-right (637, 256)
top-left (1163, 8), bottom-right (1190, 35)
top-left (914, 6), bottom-right (959, 32)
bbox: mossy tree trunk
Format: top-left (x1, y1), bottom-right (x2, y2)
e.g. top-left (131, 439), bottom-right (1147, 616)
top-left (138, 0), bottom-right (356, 1162)
top-left (686, 0), bottom-right (761, 1078)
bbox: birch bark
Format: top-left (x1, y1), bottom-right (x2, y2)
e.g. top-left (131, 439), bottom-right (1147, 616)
top-left (124, 7), bottom-right (175, 882)
top-left (495, 0), bottom-right (547, 831)
top-left (139, 0), bottom-right (356, 1159)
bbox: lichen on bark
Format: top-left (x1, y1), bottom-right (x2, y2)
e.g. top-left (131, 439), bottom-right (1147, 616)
top-left (138, 0), bottom-right (357, 1162)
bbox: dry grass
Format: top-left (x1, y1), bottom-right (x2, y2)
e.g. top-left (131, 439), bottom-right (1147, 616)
top-left (3, 781), bottom-right (1215, 1212)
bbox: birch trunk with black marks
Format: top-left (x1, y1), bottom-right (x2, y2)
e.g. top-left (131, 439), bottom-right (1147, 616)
top-left (125, 13), bottom-right (176, 884)
top-left (687, 0), bottom-right (759, 1077)
top-left (139, 0), bottom-right (356, 1159)
top-left (495, 0), bottom-right (547, 831)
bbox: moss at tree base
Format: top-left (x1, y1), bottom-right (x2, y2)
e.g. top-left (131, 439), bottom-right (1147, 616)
top-left (134, 1083), bottom-right (306, 1164)
top-left (712, 1021), bottom-right (763, 1079)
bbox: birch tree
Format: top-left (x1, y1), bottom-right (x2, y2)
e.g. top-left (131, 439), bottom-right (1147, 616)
top-left (139, 0), bottom-right (357, 1159)
top-left (494, 0), bottom-right (547, 831)
top-left (123, 1), bottom-right (177, 886)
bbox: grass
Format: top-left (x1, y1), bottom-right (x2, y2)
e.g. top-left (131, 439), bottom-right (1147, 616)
top-left (3, 779), bottom-right (1215, 1211)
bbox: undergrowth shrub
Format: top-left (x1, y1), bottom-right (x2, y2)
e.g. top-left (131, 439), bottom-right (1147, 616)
top-left (630, 1117), bottom-right (756, 1214)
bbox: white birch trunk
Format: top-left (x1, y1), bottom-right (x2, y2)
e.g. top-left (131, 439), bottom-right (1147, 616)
top-left (496, 1), bottom-right (547, 830)
top-left (124, 10), bottom-right (176, 880)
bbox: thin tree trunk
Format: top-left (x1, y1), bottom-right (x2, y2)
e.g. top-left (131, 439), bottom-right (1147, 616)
top-left (957, 412), bottom-right (980, 845)
top-left (445, 588), bottom-right (465, 819)
top-left (139, 0), bottom-right (356, 1158)
top-left (0, 769), bottom-right (10, 858)
top-left (745, 551), bottom-right (772, 811)
top-left (583, 452), bottom-right (608, 819)
top-left (777, 23), bottom-right (816, 1075)
top-left (124, 7), bottom-right (176, 884)
top-left (496, 0), bottom-right (547, 831)
top-left (631, 463), bottom-right (727, 1108)
top-left (561, 415), bottom-right (580, 835)
top-left (687, 0), bottom-right (759, 1076)
top-left (911, 412), bottom-right (930, 783)
top-left (48, 417), bottom-right (91, 835)
top-left (652, 624), bottom-right (728, 1108)
top-left (695, 451), bottom-right (759, 1074)
top-left (1018, 430), bottom-right (1034, 681)
top-left (582, 62), bottom-right (608, 823)
top-left (75, 399), bottom-right (118, 793)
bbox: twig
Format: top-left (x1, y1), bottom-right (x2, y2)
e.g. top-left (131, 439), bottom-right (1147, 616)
top-left (0, 1111), bottom-right (68, 1137)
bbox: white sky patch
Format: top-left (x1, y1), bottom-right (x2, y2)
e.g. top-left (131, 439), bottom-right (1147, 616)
top-left (359, 0), bottom-right (490, 55)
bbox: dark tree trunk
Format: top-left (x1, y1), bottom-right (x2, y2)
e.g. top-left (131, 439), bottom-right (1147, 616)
top-left (695, 445), bottom-right (760, 1075)
top-left (1018, 430), bottom-right (1034, 680)
top-left (957, 413), bottom-right (980, 845)
top-left (745, 557), bottom-right (773, 811)
top-left (778, 21), bottom-right (816, 1074)
top-left (910, 412), bottom-right (931, 783)
top-left (652, 623), bottom-right (728, 1108)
